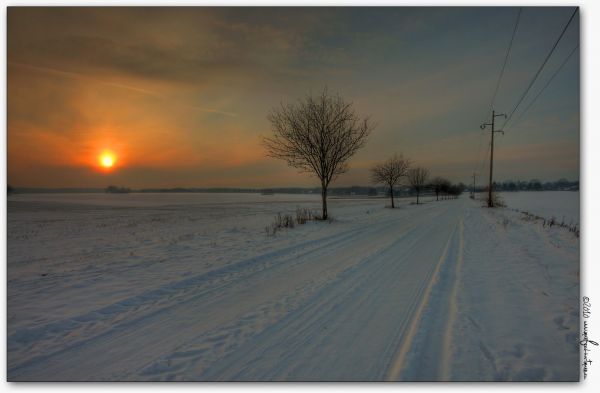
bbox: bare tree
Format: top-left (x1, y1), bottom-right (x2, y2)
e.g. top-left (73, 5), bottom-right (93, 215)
top-left (263, 88), bottom-right (374, 220)
top-left (408, 167), bottom-right (429, 205)
top-left (430, 176), bottom-right (451, 201)
top-left (370, 154), bottom-right (411, 208)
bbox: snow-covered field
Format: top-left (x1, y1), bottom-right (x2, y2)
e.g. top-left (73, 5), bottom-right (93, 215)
top-left (499, 191), bottom-right (580, 225)
top-left (7, 192), bottom-right (579, 381)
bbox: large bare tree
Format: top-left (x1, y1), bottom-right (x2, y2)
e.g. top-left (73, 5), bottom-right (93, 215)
top-left (370, 154), bottom-right (411, 208)
top-left (408, 167), bottom-right (429, 205)
top-left (264, 89), bottom-right (374, 219)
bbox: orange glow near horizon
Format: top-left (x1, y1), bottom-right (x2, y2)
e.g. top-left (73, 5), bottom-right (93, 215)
top-left (99, 151), bottom-right (116, 170)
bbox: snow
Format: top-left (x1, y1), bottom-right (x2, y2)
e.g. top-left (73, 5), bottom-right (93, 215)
top-left (499, 191), bottom-right (580, 225)
top-left (7, 192), bottom-right (579, 381)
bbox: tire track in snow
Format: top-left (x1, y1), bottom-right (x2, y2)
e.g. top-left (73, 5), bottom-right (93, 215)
top-left (385, 219), bottom-right (459, 381)
top-left (193, 203), bottom-right (463, 381)
top-left (8, 209), bottom-right (414, 370)
top-left (9, 203), bottom-right (449, 380)
top-left (8, 215), bottom-right (393, 376)
top-left (139, 218), bottom-right (430, 380)
top-left (441, 217), bottom-right (464, 380)
top-left (133, 203), bottom-right (453, 380)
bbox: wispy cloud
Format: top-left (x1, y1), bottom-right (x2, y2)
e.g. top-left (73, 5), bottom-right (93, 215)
top-left (8, 61), bottom-right (160, 96)
top-left (8, 61), bottom-right (238, 117)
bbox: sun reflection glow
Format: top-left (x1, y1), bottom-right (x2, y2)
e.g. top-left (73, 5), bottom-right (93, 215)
top-left (99, 151), bottom-right (116, 169)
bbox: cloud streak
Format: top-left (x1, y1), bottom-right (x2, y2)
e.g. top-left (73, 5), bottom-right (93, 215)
top-left (8, 61), bottom-right (238, 117)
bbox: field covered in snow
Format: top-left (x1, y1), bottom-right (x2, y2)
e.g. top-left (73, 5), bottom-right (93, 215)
top-left (499, 191), bottom-right (580, 225)
top-left (7, 192), bottom-right (580, 381)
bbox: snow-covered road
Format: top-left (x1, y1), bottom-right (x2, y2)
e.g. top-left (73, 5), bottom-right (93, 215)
top-left (7, 194), bottom-right (579, 381)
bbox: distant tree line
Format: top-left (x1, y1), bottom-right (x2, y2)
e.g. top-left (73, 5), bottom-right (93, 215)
top-left (8, 179), bottom-right (576, 196)
top-left (105, 185), bottom-right (131, 194)
top-left (478, 178), bottom-right (579, 192)
top-left (139, 187), bottom-right (268, 193)
top-left (329, 186), bottom-right (378, 196)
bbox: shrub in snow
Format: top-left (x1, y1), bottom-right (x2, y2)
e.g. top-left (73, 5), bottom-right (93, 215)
top-left (295, 207), bottom-right (316, 225)
top-left (517, 210), bottom-right (580, 238)
top-left (266, 213), bottom-right (295, 236)
top-left (266, 208), bottom-right (330, 236)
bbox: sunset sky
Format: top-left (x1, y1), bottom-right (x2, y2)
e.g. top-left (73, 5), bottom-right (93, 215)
top-left (7, 7), bottom-right (579, 188)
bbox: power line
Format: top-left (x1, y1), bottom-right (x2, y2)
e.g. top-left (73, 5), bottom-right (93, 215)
top-left (502, 7), bottom-right (578, 130)
top-left (473, 8), bottom-right (522, 184)
top-left (486, 7), bottom-right (522, 120)
top-left (508, 44), bottom-right (579, 130)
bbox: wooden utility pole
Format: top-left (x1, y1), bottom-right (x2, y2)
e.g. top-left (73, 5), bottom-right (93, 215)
top-left (480, 110), bottom-right (505, 207)
top-left (471, 173), bottom-right (477, 197)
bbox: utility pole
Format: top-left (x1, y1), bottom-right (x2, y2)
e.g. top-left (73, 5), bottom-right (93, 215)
top-left (480, 110), bottom-right (506, 207)
top-left (471, 173), bottom-right (476, 198)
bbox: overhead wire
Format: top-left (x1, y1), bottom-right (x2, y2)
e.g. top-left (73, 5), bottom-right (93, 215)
top-left (508, 44), bottom-right (579, 131)
top-left (486, 7), bottom-right (522, 121)
top-left (501, 7), bottom-right (579, 130)
top-left (473, 8), bottom-right (522, 186)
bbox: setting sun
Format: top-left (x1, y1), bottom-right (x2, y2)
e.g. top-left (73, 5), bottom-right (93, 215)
top-left (99, 152), bottom-right (116, 169)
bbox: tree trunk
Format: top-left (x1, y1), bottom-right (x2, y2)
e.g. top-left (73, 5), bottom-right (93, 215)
top-left (436, 191), bottom-right (439, 201)
top-left (416, 190), bottom-right (420, 205)
top-left (321, 184), bottom-right (328, 220)
top-left (389, 184), bottom-right (395, 208)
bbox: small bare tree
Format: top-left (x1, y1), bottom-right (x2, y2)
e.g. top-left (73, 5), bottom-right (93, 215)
top-left (408, 167), bottom-right (429, 205)
top-left (264, 88), bottom-right (374, 220)
top-left (430, 176), bottom-right (451, 201)
top-left (370, 154), bottom-right (411, 208)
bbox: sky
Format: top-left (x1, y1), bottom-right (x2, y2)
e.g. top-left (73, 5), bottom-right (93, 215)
top-left (7, 7), bottom-right (580, 188)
